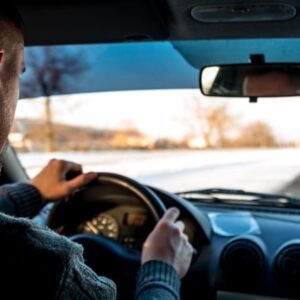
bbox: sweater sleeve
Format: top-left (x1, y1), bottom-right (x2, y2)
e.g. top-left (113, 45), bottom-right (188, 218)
top-left (135, 261), bottom-right (181, 300)
top-left (56, 240), bottom-right (117, 300)
top-left (0, 212), bottom-right (118, 300)
top-left (0, 183), bottom-right (42, 217)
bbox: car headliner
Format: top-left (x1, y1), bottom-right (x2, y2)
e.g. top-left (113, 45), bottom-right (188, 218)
top-left (16, 1), bottom-right (300, 46)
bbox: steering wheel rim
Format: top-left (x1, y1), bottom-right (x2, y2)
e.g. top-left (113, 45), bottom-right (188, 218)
top-left (47, 173), bottom-right (167, 299)
top-left (94, 172), bottom-right (166, 221)
top-left (47, 172), bottom-right (167, 228)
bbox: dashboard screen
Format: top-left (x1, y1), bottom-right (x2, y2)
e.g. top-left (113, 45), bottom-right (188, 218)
top-left (124, 213), bottom-right (147, 226)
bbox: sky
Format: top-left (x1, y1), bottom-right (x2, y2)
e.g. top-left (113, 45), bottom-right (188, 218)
top-left (14, 89), bottom-right (300, 143)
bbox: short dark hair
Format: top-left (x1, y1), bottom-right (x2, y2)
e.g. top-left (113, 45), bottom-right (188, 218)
top-left (0, 6), bottom-right (24, 33)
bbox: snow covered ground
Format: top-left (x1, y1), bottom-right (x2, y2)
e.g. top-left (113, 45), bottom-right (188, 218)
top-left (18, 148), bottom-right (300, 194)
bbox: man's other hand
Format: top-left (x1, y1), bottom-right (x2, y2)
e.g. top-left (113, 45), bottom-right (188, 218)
top-left (30, 159), bottom-right (97, 204)
top-left (141, 207), bottom-right (193, 278)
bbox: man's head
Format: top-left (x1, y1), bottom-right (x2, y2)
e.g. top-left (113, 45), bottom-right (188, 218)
top-left (0, 7), bottom-right (24, 171)
top-left (243, 70), bottom-right (300, 97)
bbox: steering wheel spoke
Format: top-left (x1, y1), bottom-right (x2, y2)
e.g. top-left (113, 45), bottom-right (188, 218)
top-left (70, 233), bottom-right (141, 271)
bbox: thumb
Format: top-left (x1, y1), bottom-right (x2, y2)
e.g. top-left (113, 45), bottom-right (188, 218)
top-left (160, 207), bottom-right (180, 223)
top-left (66, 172), bottom-right (97, 192)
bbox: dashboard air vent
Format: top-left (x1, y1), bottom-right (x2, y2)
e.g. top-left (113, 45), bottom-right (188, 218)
top-left (274, 241), bottom-right (300, 290)
top-left (220, 238), bottom-right (265, 286)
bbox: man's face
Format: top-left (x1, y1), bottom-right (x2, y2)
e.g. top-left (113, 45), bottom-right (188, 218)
top-left (243, 71), bottom-right (297, 97)
top-left (0, 30), bottom-right (24, 170)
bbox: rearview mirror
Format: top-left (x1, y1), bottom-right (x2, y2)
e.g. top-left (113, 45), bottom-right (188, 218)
top-left (200, 64), bottom-right (300, 98)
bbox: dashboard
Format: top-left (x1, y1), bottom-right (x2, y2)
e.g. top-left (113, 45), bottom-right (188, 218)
top-left (47, 181), bottom-right (300, 300)
top-left (183, 202), bottom-right (300, 300)
top-left (76, 206), bottom-right (153, 249)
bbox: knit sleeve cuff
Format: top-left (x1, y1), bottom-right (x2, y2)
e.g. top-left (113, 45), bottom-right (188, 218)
top-left (1, 183), bottom-right (42, 217)
top-left (135, 260), bottom-right (181, 299)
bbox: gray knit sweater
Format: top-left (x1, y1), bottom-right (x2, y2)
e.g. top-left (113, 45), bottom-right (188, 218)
top-left (0, 183), bottom-right (181, 299)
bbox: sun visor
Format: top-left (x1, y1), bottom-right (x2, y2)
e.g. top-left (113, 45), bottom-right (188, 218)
top-left (20, 42), bottom-right (198, 99)
top-left (173, 39), bottom-right (300, 69)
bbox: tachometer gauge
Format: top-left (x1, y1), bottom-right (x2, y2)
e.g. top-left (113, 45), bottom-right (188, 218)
top-left (78, 213), bottom-right (119, 240)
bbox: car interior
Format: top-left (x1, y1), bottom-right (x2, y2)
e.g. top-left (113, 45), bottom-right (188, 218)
top-left (2, 1), bottom-right (300, 299)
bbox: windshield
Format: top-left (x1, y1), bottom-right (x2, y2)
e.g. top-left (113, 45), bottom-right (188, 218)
top-left (11, 41), bottom-right (300, 197)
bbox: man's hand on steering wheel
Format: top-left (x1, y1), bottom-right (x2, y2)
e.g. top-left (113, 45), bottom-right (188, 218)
top-left (36, 163), bottom-right (193, 278)
top-left (142, 207), bottom-right (193, 278)
top-left (30, 159), bottom-right (97, 205)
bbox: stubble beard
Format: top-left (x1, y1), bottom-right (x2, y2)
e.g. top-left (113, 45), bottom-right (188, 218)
top-left (0, 142), bottom-right (8, 174)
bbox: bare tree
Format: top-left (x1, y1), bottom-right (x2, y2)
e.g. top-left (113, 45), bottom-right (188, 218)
top-left (22, 47), bottom-right (87, 152)
top-left (184, 94), bottom-right (236, 148)
top-left (199, 105), bottom-right (229, 147)
top-left (235, 121), bottom-right (277, 148)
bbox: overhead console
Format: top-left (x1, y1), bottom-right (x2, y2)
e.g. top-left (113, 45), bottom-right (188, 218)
top-left (162, 0), bottom-right (300, 40)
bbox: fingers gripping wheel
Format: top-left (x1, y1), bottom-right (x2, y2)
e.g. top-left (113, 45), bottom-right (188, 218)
top-left (47, 172), bottom-right (167, 252)
top-left (48, 172), bottom-right (167, 228)
top-left (47, 173), bottom-right (167, 299)
top-left (94, 173), bottom-right (167, 222)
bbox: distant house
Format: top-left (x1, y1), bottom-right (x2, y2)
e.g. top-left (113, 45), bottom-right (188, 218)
top-left (8, 121), bottom-right (31, 151)
top-left (187, 137), bottom-right (207, 149)
top-left (110, 129), bottom-right (154, 149)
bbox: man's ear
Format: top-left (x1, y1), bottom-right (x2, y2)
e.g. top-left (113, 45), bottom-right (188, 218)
top-left (0, 50), bottom-right (4, 64)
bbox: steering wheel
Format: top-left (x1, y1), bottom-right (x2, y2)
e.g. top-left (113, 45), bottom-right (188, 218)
top-left (47, 173), bottom-right (167, 299)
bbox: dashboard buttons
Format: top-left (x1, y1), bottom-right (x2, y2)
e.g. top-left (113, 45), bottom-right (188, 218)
top-left (123, 236), bottom-right (136, 248)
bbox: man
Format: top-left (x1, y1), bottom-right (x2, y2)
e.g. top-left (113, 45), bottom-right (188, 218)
top-left (0, 7), bottom-right (193, 300)
top-left (243, 69), bottom-right (300, 97)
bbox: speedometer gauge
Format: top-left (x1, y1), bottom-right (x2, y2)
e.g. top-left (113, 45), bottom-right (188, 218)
top-left (78, 213), bottom-right (119, 240)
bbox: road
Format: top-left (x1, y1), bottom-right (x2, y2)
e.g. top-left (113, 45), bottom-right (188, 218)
top-left (18, 148), bottom-right (300, 194)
